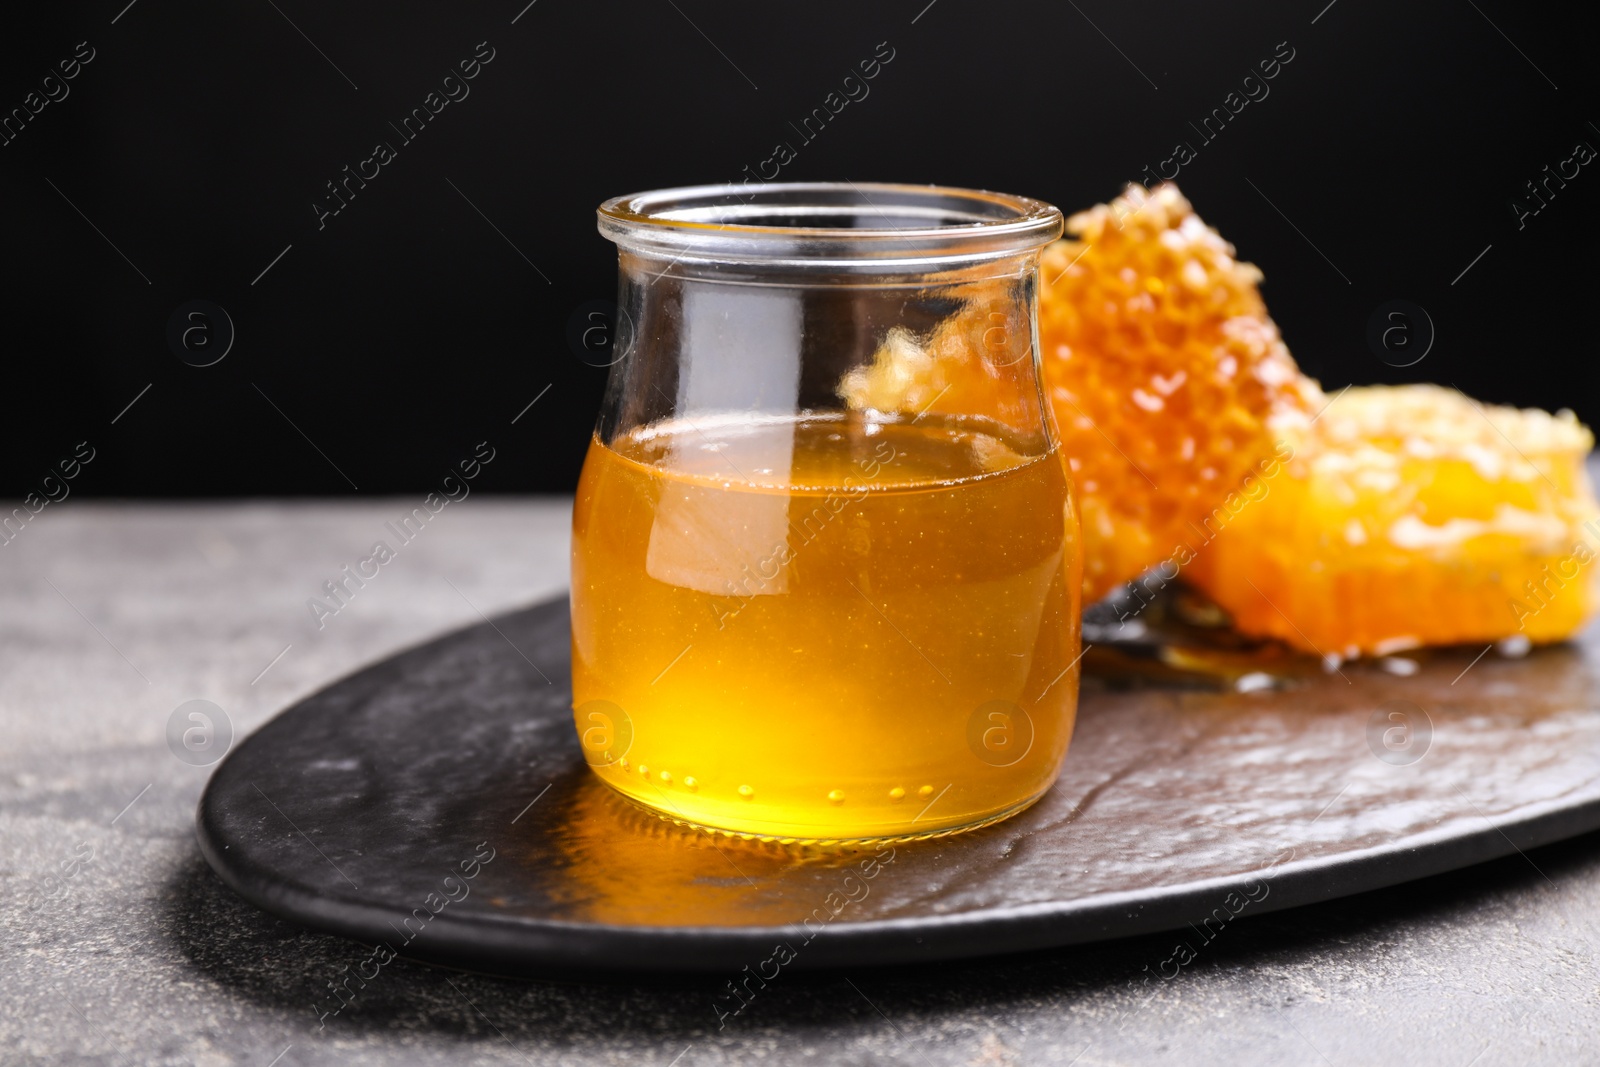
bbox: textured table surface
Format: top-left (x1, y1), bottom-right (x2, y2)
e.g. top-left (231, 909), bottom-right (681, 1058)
top-left (3, 500), bottom-right (1599, 1067)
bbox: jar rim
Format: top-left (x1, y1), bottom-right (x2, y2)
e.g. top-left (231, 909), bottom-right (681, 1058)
top-left (597, 182), bottom-right (1063, 267)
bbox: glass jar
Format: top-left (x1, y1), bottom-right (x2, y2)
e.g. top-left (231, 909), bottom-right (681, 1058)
top-left (571, 182), bottom-right (1080, 843)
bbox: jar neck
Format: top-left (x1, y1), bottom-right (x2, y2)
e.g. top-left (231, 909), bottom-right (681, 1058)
top-left (617, 247), bottom-right (1047, 289)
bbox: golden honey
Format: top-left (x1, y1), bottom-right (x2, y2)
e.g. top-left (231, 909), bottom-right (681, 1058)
top-left (570, 412), bottom-right (1080, 841)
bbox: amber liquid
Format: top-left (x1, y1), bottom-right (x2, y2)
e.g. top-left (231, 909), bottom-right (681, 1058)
top-left (570, 412), bottom-right (1081, 841)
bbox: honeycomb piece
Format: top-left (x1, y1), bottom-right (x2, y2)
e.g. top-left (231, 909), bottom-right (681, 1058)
top-left (1188, 385), bottom-right (1600, 656)
top-left (841, 183), bottom-right (1319, 602)
top-left (1038, 183), bottom-right (1318, 600)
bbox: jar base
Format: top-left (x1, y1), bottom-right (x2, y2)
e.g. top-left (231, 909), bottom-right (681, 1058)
top-left (604, 781), bottom-right (1052, 848)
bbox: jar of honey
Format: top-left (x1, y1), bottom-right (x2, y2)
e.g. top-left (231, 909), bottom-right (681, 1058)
top-left (571, 183), bottom-right (1079, 843)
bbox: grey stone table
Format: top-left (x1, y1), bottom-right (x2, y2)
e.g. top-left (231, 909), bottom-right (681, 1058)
top-left (3, 500), bottom-right (1598, 1067)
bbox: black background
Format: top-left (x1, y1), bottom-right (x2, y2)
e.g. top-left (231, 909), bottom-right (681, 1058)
top-left (2, 0), bottom-right (1594, 497)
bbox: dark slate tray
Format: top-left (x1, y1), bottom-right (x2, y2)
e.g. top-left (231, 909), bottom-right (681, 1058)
top-left (196, 595), bottom-right (1600, 973)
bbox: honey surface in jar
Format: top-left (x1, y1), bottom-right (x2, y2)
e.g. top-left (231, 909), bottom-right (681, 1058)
top-left (570, 412), bottom-right (1081, 842)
